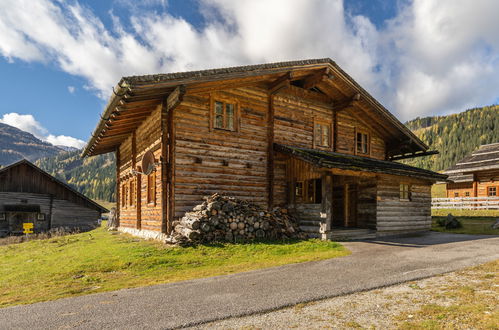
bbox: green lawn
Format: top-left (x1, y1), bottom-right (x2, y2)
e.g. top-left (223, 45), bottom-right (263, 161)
top-left (0, 226), bottom-right (349, 308)
top-left (432, 216), bottom-right (499, 235)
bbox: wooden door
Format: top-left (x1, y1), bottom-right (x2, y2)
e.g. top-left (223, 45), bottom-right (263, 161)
top-left (343, 184), bottom-right (358, 227)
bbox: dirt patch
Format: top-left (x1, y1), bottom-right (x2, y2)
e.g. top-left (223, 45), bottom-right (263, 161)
top-left (200, 260), bottom-right (498, 329)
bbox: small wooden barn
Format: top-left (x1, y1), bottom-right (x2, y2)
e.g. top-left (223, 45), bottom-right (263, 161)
top-left (82, 58), bottom-right (446, 240)
top-left (445, 142), bottom-right (499, 198)
top-left (0, 160), bottom-right (108, 235)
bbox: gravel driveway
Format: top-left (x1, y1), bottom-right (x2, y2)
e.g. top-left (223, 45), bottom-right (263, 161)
top-left (0, 232), bottom-right (498, 330)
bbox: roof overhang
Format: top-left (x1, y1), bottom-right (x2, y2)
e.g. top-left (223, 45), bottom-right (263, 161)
top-left (82, 58), bottom-right (429, 158)
top-left (275, 143), bottom-right (448, 182)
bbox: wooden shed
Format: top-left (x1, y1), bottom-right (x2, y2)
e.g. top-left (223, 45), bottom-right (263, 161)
top-left (82, 58), bottom-right (446, 240)
top-left (445, 142), bottom-right (499, 198)
top-left (0, 159), bottom-right (108, 235)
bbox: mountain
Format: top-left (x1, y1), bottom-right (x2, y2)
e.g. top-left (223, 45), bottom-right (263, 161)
top-left (36, 149), bottom-right (116, 202)
top-left (0, 122), bottom-right (63, 165)
top-left (404, 105), bottom-right (499, 171)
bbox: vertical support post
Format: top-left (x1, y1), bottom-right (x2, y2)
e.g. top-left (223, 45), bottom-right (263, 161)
top-left (344, 183), bottom-right (350, 227)
top-left (131, 131), bottom-right (140, 230)
top-left (320, 172), bottom-right (333, 240)
top-left (115, 148), bottom-right (120, 228)
top-left (333, 110), bottom-right (338, 152)
top-left (162, 85), bottom-right (185, 234)
top-left (267, 94), bottom-right (275, 210)
top-left (48, 194), bottom-right (54, 230)
top-left (473, 179), bottom-right (478, 197)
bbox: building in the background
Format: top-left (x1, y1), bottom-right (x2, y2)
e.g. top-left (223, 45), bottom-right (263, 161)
top-left (444, 143), bottom-right (499, 198)
top-left (0, 159), bottom-right (108, 235)
top-left (83, 59), bottom-right (445, 240)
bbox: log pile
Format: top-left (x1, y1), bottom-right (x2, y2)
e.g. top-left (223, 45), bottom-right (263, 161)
top-left (166, 194), bottom-right (305, 244)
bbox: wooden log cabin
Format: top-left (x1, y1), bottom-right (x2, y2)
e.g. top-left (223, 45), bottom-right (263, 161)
top-left (82, 59), bottom-right (446, 240)
top-left (0, 160), bottom-right (108, 236)
top-left (444, 142), bottom-right (499, 198)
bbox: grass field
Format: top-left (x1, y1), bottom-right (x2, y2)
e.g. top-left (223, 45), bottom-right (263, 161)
top-left (432, 216), bottom-right (499, 235)
top-left (0, 226), bottom-right (349, 308)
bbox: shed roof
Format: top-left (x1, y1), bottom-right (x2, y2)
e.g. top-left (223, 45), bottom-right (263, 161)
top-left (83, 58), bottom-right (429, 158)
top-left (0, 159), bottom-right (108, 213)
top-left (275, 144), bottom-right (447, 181)
top-left (445, 142), bottom-right (499, 174)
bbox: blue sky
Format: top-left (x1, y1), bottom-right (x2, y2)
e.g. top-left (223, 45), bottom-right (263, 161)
top-left (0, 0), bottom-right (498, 148)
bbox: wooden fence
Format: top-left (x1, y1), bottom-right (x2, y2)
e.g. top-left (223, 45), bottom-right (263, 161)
top-left (432, 197), bottom-right (499, 210)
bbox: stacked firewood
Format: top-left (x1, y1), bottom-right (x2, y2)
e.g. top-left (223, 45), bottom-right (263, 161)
top-left (166, 193), bottom-right (305, 244)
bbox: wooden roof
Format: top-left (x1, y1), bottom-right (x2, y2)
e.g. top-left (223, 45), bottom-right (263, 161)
top-left (445, 142), bottom-right (499, 175)
top-left (0, 159), bottom-right (108, 213)
top-left (83, 58), bottom-right (429, 157)
top-left (275, 144), bottom-right (447, 181)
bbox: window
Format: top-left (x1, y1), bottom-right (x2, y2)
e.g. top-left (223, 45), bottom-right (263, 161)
top-left (147, 171), bottom-right (156, 205)
top-left (465, 191), bottom-right (470, 197)
top-left (400, 184), bottom-right (410, 200)
top-left (213, 100), bottom-right (236, 131)
top-left (129, 180), bottom-right (135, 207)
top-left (454, 192), bottom-right (459, 198)
top-left (314, 122), bottom-right (331, 148)
top-left (122, 183), bottom-right (127, 208)
top-left (356, 131), bottom-right (369, 154)
top-left (295, 181), bottom-right (304, 199)
top-left (37, 213), bottom-right (46, 221)
top-left (0, 213), bottom-right (5, 221)
top-left (488, 186), bottom-right (497, 196)
top-left (294, 179), bottom-right (322, 204)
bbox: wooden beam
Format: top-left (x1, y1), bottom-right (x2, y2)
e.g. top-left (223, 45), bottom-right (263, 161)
top-left (331, 93), bottom-right (360, 112)
top-left (115, 148), bottom-right (120, 228)
top-left (267, 94), bottom-right (275, 210)
top-left (388, 150), bottom-right (439, 161)
top-left (302, 68), bottom-right (333, 90)
top-left (162, 85), bottom-right (185, 234)
top-left (268, 72), bottom-right (294, 95)
top-left (320, 172), bottom-right (333, 240)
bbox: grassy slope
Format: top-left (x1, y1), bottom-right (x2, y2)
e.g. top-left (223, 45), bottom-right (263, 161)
top-left (0, 226), bottom-right (349, 308)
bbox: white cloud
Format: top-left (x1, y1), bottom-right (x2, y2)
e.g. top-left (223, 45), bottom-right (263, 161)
top-left (0, 0), bottom-right (498, 120)
top-left (0, 112), bottom-right (85, 149)
top-left (68, 86), bottom-right (76, 94)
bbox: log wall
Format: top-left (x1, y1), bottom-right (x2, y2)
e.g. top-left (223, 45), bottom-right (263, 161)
top-left (0, 192), bottom-right (99, 233)
top-left (118, 105), bottom-right (163, 232)
top-left (173, 88), bottom-right (269, 218)
top-left (376, 177), bottom-right (432, 235)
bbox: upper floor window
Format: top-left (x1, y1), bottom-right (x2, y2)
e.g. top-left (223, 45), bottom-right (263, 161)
top-left (465, 191), bottom-right (470, 197)
top-left (214, 100), bottom-right (236, 131)
top-left (400, 183), bottom-right (411, 200)
top-left (356, 131), bottom-right (369, 154)
top-left (454, 192), bottom-right (459, 198)
top-left (314, 122), bottom-right (331, 148)
top-left (488, 186), bottom-right (497, 196)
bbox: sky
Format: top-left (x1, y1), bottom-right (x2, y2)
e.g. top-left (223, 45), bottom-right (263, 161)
top-left (0, 0), bottom-right (498, 149)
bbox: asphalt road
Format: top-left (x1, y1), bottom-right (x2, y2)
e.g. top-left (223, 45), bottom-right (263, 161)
top-left (1, 232), bottom-right (498, 330)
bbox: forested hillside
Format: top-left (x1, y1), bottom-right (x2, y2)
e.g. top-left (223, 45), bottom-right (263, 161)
top-left (404, 105), bottom-right (499, 171)
top-left (0, 122), bottom-right (62, 165)
top-left (36, 150), bottom-right (116, 202)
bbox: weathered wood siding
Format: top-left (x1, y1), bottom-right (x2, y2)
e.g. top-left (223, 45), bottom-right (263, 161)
top-left (356, 178), bottom-right (377, 229)
top-left (118, 105), bottom-right (163, 232)
top-left (0, 192), bottom-right (99, 233)
top-left (173, 88), bottom-right (269, 218)
top-left (376, 178), bottom-right (432, 235)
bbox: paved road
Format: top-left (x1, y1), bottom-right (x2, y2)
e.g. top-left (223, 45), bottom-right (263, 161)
top-left (1, 232), bottom-right (498, 330)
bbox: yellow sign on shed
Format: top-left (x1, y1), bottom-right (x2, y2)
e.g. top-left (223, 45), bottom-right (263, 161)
top-left (23, 223), bottom-right (34, 234)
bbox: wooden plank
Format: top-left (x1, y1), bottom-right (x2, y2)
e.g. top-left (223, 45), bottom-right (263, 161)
top-left (320, 172), bottom-right (333, 240)
top-left (267, 94), bottom-right (275, 210)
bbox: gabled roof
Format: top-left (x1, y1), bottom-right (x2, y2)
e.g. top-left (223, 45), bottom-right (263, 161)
top-left (275, 144), bottom-right (447, 182)
top-left (445, 142), bottom-right (499, 174)
top-left (0, 159), bottom-right (108, 213)
top-left (83, 58), bottom-right (429, 157)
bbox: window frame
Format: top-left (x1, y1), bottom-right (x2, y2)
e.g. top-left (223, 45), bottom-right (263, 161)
top-left (355, 129), bottom-right (370, 155)
top-left (129, 179), bottom-right (135, 207)
top-left (488, 186), bottom-right (497, 197)
top-left (121, 182), bottom-right (127, 209)
top-left (210, 95), bottom-right (240, 133)
top-left (465, 191), bottom-right (470, 197)
top-left (399, 183), bottom-right (411, 201)
top-left (454, 192), bottom-right (459, 198)
top-left (147, 171), bottom-right (156, 206)
top-left (313, 119), bottom-right (332, 149)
